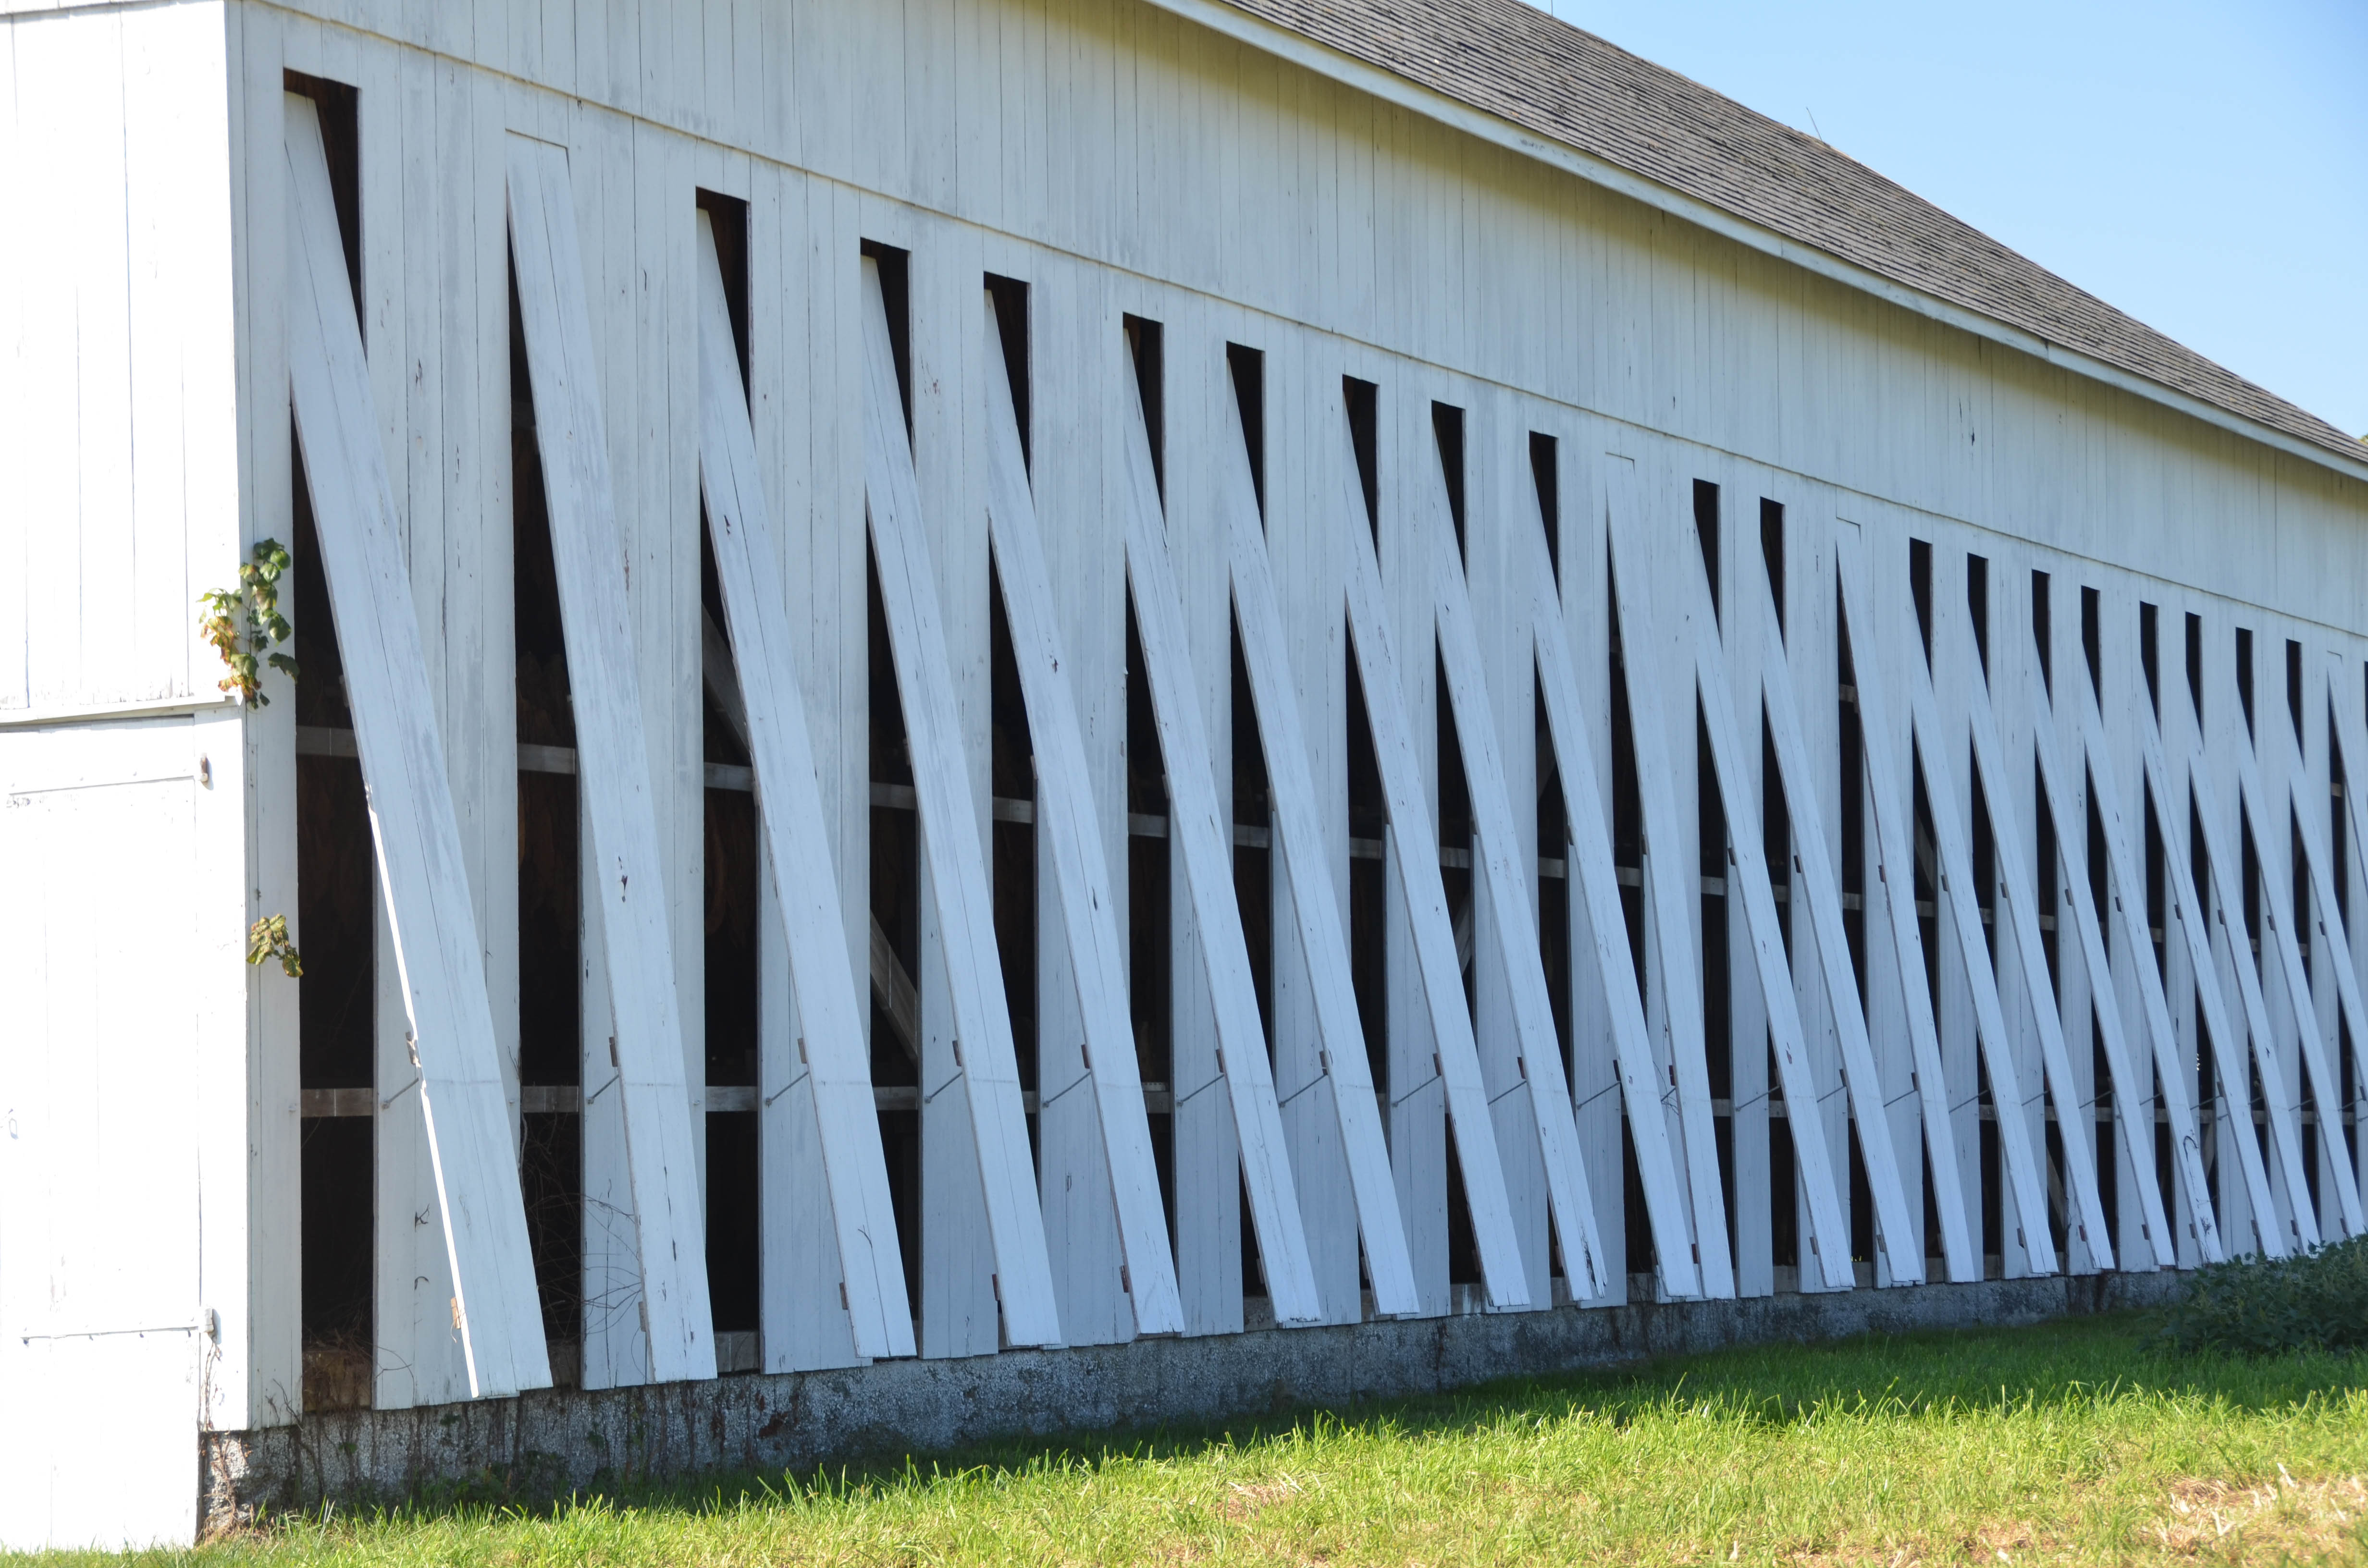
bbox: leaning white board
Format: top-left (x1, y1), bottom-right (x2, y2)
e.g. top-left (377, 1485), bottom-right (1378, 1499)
top-left (1601, 465), bottom-right (1736, 1298)
top-left (1119, 365), bottom-right (1324, 1327)
top-left (2021, 657), bottom-right (2179, 1267)
top-left (1223, 441), bottom-right (1421, 1315)
top-left (508, 133), bottom-right (715, 1382)
top-left (859, 258), bottom-right (1062, 1347)
top-left (1609, 488), bottom-right (1856, 1292)
top-left (287, 97), bottom-right (549, 1397)
top-left (2146, 665), bottom-right (2318, 1253)
top-left (2215, 655), bottom-right (2365, 1238)
top-left (1334, 437), bottom-right (1532, 1311)
top-left (2060, 655), bottom-right (2225, 1263)
top-left (979, 294), bottom-right (1185, 1337)
top-left (1525, 504), bottom-right (1701, 1300)
top-left (1874, 557), bottom-right (2060, 1274)
top-left (696, 217), bottom-right (915, 1359)
top-left (1740, 553), bottom-right (1922, 1284)
top-left (1426, 503), bottom-right (1612, 1300)
top-left (1942, 608), bottom-right (2115, 1269)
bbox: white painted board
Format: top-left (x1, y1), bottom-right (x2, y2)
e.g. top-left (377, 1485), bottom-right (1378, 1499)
top-left (0, 720), bottom-right (205, 1550)
top-left (1831, 525), bottom-right (1977, 1283)
top-left (1526, 506), bottom-right (1699, 1300)
top-left (2146, 672), bottom-right (2318, 1253)
top-left (979, 291), bottom-right (1184, 1336)
top-left (1337, 446), bottom-right (1532, 1310)
top-left (508, 132), bottom-right (715, 1381)
top-left (2023, 657), bottom-right (2179, 1267)
top-left (1429, 504), bottom-right (1612, 1300)
top-left (1119, 366), bottom-right (1324, 1326)
top-left (1747, 565), bottom-right (1922, 1283)
top-left (1226, 435), bottom-right (1422, 1316)
top-left (697, 217), bottom-right (916, 1358)
top-left (1943, 608), bottom-right (2115, 1269)
top-left (859, 257), bottom-right (1062, 1346)
top-left (288, 98), bottom-right (549, 1396)
top-left (2064, 655), bottom-right (2226, 1263)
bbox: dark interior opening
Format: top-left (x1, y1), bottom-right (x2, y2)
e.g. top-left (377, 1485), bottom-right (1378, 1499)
top-left (1347, 650), bottom-right (1390, 1093)
top-left (1435, 649), bottom-right (1483, 1286)
top-left (694, 189), bottom-right (750, 393)
top-left (1227, 343), bottom-right (1266, 517)
top-left (2288, 638), bottom-right (2305, 742)
top-left (2141, 601), bottom-right (2161, 716)
top-left (2082, 586), bottom-right (2103, 701)
top-left (2186, 612), bottom-right (2206, 726)
top-left (1758, 498), bottom-right (1784, 633)
top-left (1608, 555), bottom-right (1653, 1280)
top-left (1124, 599), bottom-right (1177, 1246)
top-left (293, 435), bottom-right (374, 1412)
top-left (988, 562), bottom-right (1041, 1166)
top-left (1345, 378), bottom-right (1381, 543)
top-left (2236, 627), bottom-right (2256, 739)
top-left (985, 274), bottom-right (1031, 468)
top-left (1909, 539), bottom-right (1934, 662)
top-left (698, 534), bottom-right (761, 1343)
top-left (2030, 570), bottom-right (2052, 694)
top-left (510, 255), bottom-right (585, 1365)
top-left (1124, 316), bottom-right (1165, 500)
top-left (860, 240), bottom-right (913, 438)
top-left (867, 548), bottom-right (924, 1317)
top-left (1530, 433), bottom-right (1561, 582)
top-left (283, 70), bottom-right (362, 331)
top-left (1966, 554), bottom-right (1990, 677)
top-left (1691, 480), bottom-right (1720, 615)
top-left (1431, 403), bottom-right (1466, 562)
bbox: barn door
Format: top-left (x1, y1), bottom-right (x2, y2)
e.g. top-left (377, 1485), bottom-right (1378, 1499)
top-left (0, 718), bottom-right (206, 1550)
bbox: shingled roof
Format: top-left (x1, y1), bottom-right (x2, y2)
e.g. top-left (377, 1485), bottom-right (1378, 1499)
top-left (1222, 0), bottom-right (2363, 466)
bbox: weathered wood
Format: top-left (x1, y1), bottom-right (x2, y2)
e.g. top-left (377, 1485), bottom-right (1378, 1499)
top-left (1226, 425), bottom-right (1421, 1318)
top-left (1745, 551), bottom-right (1922, 1283)
top-left (288, 97), bottom-right (550, 1396)
top-left (980, 288), bottom-right (1184, 1337)
top-left (2024, 656), bottom-right (2180, 1268)
top-left (2146, 663), bottom-right (2319, 1254)
top-left (1943, 605), bottom-right (2115, 1270)
top-left (860, 256), bottom-right (1062, 1347)
top-left (1429, 485), bottom-right (1611, 1301)
top-left (696, 215), bottom-right (916, 1359)
top-left (1602, 461), bottom-right (1736, 1298)
top-left (1527, 485), bottom-right (1698, 1300)
top-left (1120, 356), bottom-right (1324, 1327)
top-left (508, 132), bottom-right (715, 1383)
top-left (1885, 558), bottom-right (2059, 1274)
top-left (1338, 436), bottom-right (1533, 1311)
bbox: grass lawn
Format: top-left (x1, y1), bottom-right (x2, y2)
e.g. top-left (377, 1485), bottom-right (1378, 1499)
top-left (39, 1311), bottom-right (2368, 1566)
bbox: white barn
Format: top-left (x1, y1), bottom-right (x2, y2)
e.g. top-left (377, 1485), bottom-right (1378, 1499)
top-left (4, 0), bottom-right (2365, 1547)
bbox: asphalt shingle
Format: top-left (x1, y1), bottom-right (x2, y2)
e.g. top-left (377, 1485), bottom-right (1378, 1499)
top-left (1225, 0), bottom-right (2363, 464)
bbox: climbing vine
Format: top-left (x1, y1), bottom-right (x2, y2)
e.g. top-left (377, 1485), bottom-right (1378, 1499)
top-left (247, 913), bottom-right (304, 978)
top-left (200, 539), bottom-right (299, 706)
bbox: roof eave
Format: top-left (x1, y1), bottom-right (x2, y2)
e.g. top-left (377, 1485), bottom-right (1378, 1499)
top-left (1150, 0), bottom-right (2368, 490)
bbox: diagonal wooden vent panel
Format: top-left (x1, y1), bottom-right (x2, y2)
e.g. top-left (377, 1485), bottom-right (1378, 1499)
top-left (1119, 361), bottom-right (1324, 1328)
top-left (695, 215), bottom-right (916, 1362)
top-left (507, 133), bottom-right (715, 1383)
top-left (979, 292), bottom-right (1185, 1338)
top-left (859, 257), bottom-right (1062, 1348)
top-left (285, 95), bottom-right (548, 1399)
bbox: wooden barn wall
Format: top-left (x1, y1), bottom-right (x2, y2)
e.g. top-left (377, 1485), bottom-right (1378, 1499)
top-left (9, 0), bottom-right (2368, 1452)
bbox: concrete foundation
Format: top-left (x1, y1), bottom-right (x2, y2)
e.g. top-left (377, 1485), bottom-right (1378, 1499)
top-left (201, 1272), bottom-right (2183, 1531)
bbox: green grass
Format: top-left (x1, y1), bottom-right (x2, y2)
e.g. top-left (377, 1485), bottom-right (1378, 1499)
top-left (40, 1311), bottom-right (2368, 1566)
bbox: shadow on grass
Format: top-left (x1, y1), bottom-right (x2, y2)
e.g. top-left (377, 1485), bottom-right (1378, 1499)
top-left (309, 1310), bottom-right (2368, 1528)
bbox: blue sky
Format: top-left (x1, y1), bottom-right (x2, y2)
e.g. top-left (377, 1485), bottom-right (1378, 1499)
top-left (1533, 0), bottom-right (2368, 442)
